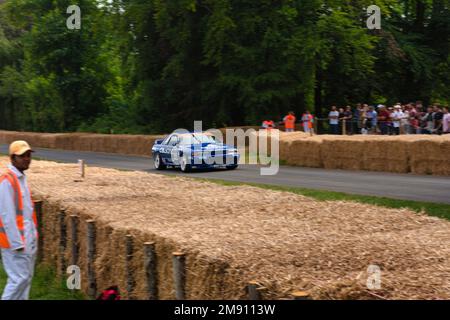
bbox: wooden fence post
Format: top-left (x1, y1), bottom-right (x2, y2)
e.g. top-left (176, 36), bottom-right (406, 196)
top-left (78, 159), bottom-right (85, 179)
top-left (86, 220), bottom-right (97, 299)
top-left (292, 291), bottom-right (311, 300)
top-left (144, 242), bottom-right (158, 300)
top-left (172, 252), bottom-right (186, 300)
top-left (247, 281), bottom-right (261, 300)
top-left (58, 210), bottom-right (67, 276)
top-left (70, 215), bottom-right (79, 266)
top-left (125, 234), bottom-right (135, 300)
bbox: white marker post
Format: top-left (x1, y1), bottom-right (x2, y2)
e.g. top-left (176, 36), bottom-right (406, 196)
top-left (78, 159), bottom-right (85, 179)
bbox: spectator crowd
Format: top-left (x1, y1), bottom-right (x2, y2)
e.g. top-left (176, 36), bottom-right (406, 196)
top-left (261, 102), bottom-right (450, 135)
top-left (328, 102), bottom-right (450, 135)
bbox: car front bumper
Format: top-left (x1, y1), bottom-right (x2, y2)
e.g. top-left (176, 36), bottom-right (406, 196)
top-left (190, 154), bottom-right (239, 167)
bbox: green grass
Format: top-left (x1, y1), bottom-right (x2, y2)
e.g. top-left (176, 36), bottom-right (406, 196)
top-left (0, 263), bottom-right (85, 300)
top-left (193, 177), bottom-right (450, 221)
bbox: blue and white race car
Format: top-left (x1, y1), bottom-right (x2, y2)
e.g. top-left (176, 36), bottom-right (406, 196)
top-left (151, 132), bottom-right (240, 172)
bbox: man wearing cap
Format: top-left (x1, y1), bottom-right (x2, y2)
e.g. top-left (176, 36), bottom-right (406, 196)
top-left (0, 141), bottom-right (38, 300)
top-left (391, 105), bottom-right (405, 135)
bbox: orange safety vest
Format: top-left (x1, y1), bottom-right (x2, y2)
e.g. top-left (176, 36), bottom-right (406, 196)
top-left (0, 169), bottom-right (38, 249)
top-left (284, 115), bottom-right (296, 129)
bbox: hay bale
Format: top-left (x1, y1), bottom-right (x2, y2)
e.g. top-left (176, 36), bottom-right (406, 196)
top-left (0, 130), bottom-right (163, 156)
top-left (278, 132), bottom-right (317, 166)
top-left (283, 136), bottom-right (323, 168)
top-left (362, 136), bottom-right (411, 173)
top-left (321, 136), bottom-right (366, 170)
top-left (408, 136), bottom-right (450, 175)
top-left (0, 131), bottom-right (18, 144)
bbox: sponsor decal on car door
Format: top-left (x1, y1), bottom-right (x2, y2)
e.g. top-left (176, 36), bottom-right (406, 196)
top-left (161, 135), bottom-right (176, 164)
top-left (171, 145), bottom-right (180, 165)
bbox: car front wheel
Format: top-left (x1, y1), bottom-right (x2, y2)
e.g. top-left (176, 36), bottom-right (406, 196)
top-left (154, 153), bottom-right (166, 170)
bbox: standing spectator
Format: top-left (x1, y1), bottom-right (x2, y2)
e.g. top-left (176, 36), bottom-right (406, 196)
top-left (416, 101), bottom-right (423, 113)
top-left (354, 103), bottom-right (363, 134)
top-left (360, 105), bottom-right (369, 134)
top-left (401, 105), bottom-right (411, 134)
top-left (391, 105), bottom-right (404, 135)
top-left (409, 103), bottom-right (417, 118)
top-left (283, 111), bottom-right (296, 132)
top-left (365, 106), bottom-right (377, 134)
top-left (301, 110), bottom-right (314, 134)
top-left (378, 104), bottom-right (390, 135)
top-left (432, 105), bottom-right (444, 135)
top-left (361, 103), bottom-right (370, 132)
top-left (338, 108), bottom-right (344, 134)
top-left (442, 107), bottom-right (450, 134)
top-left (338, 107), bottom-right (345, 134)
top-left (410, 116), bottom-right (420, 134)
top-left (328, 106), bottom-right (340, 134)
top-left (415, 103), bottom-right (424, 121)
top-left (342, 106), bottom-right (353, 134)
top-left (421, 107), bottom-right (434, 134)
top-left (387, 107), bottom-right (395, 134)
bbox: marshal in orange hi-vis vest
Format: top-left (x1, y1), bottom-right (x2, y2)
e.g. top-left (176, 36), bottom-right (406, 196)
top-left (284, 114), bottom-right (296, 129)
top-left (0, 169), bottom-right (38, 249)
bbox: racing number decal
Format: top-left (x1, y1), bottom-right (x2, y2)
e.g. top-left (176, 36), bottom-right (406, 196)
top-left (171, 147), bottom-right (180, 164)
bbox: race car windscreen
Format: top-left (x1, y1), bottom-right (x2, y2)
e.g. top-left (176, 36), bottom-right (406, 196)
top-left (180, 133), bottom-right (217, 145)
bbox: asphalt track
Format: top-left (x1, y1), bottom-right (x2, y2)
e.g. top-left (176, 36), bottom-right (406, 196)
top-left (1, 145), bottom-right (449, 204)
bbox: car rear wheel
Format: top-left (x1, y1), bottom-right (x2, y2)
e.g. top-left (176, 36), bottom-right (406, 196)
top-left (180, 156), bottom-right (192, 172)
top-left (154, 153), bottom-right (166, 170)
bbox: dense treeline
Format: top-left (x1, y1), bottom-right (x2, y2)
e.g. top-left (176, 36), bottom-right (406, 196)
top-left (0, 0), bottom-right (448, 134)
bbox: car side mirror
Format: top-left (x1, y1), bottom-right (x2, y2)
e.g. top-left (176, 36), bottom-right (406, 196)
top-left (155, 139), bottom-right (163, 145)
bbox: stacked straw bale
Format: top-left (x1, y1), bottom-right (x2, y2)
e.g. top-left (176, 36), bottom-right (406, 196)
top-left (1, 130), bottom-right (449, 175)
top-left (360, 136), bottom-right (410, 173)
top-left (278, 134), bottom-right (449, 175)
top-left (321, 136), bottom-right (366, 170)
top-left (408, 135), bottom-right (450, 175)
top-left (0, 131), bottom-right (163, 156)
top-left (4, 156), bottom-right (447, 300)
top-left (282, 136), bottom-right (324, 168)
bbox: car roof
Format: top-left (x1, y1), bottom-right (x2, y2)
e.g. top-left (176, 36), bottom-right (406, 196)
top-left (172, 132), bottom-right (212, 137)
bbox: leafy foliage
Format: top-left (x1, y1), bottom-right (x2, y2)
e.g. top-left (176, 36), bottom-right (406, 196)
top-left (0, 0), bottom-right (448, 133)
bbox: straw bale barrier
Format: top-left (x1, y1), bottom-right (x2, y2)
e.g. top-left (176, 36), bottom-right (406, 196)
top-left (1, 130), bottom-right (449, 175)
top-left (1, 156), bottom-right (448, 300)
top-left (0, 131), bottom-right (163, 157)
top-left (321, 136), bottom-right (366, 170)
top-left (278, 134), bottom-right (450, 175)
top-left (407, 135), bottom-right (450, 176)
top-left (246, 130), bottom-right (310, 157)
top-left (280, 135), bottom-right (324, 168)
